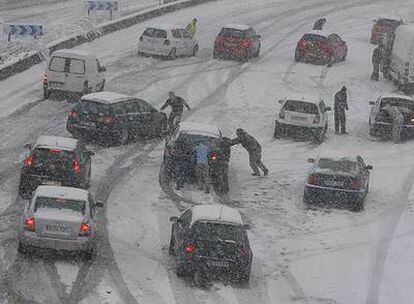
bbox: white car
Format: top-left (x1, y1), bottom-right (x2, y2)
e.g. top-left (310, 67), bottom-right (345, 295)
top-left (18, 186), bottom-right (103, 259)
top-left (274, 96), bottom-right (331, 142)
top-left (138, 25), bottom-right (199, 59)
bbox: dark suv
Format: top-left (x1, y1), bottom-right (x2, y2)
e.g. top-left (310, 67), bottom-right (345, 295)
top-left (66, 91), bottom-right (167, 145)
top-left (19, 136), bottom-right (94, 198)
top-left (169, 204), bottom-right (252, 283)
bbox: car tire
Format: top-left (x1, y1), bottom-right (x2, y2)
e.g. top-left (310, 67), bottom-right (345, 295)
top-left (273, 123), bottom-right (283, 139)
top-left (169, 48), bottom-right (177, 60)
top-left (43, 88), bottom-right (50, 100)
top-left (352, 199), bottom-right (364, 212)
top-left (168, 234), bottom-right (175, 256)
top-left (175, 262), bottom-right (188, 277)
top-left (83, 248), bottom-right (96, 261)
top-left (294, 49), bottom-right (301, 62)
top-left (303, 190), bottom-right (312, 208)
top-left (191, 45), bottom-right (199, 57)
top-left (253, 44), bottom-right (261, 57)
top-left (17, 242), bottom-right (29, 254)
top-left (213, 49), bottom-right (220, 59)
top-left (237, 267), bottom-right (251, 284)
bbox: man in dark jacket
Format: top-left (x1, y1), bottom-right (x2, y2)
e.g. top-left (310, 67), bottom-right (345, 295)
top-left (160, 91), bottom-right (191, 130)
top-left (371, 46), bottom-right (381, 81)
top-left (334, 86), bottom-right (349, 135)
top-left (313, 17), bottom-right (326, 30)
top-left (232, 129), bottom-right (269, 176)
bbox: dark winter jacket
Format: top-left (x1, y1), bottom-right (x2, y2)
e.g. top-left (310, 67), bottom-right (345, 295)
top-left (160, 96), bottom-right (190, 114)
top-left (232, 130), bottom-right (261, 155)
top-left (334, 89), bottom-right (348, 112)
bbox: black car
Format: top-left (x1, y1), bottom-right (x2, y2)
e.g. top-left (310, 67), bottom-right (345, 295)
top-left (303, 156), bottom-right (373, 212)
top-left (19, 136), bottom-right (94, 198)
top-left (169, 204), bottom-right (252, 284)
top-left (66, 91), bottom-right (167, 145)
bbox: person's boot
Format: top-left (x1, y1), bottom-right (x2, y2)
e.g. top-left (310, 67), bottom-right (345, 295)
top-left (252, 172), bottom-right (260, 176)
top-left (263, 168), bottom-right (269, 176)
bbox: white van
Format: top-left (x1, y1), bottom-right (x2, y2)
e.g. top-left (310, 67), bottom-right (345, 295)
top-left (43, 49), bottom-right (106, 99)
top-left (388, 24), bottom-right (414, 90)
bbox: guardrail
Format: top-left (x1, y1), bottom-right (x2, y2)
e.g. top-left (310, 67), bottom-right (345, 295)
top-left (0, 0), bottom-right (216, 81)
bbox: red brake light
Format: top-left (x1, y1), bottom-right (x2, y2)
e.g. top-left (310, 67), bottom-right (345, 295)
top-left (73, 160), bottom-right (81, 174)
top-left (185, 243), bottom-right (196, 254)
top-left (299, 40), bottom-right (307, 49)
top-left (210, 152), bottom-right (217, 161)
top-left (102, 116), bottom-right (115, 124)
top-left (24, 155), bottom-right (35, 167)
top-left (79, 223), bottom-right (91, 236)
top-left (69, 110), bottom-right (78, 118)
top-left (25, 217), bottom-right (35, 231)
top-left (348, 179), bottom-right (359, 190)
top-left (313, 114), bottom-right (320, 124)
top-left (215, 36), bottom-right (223, 44)
top-left (241, 39), bottom-right (251, 48)
top-left (164, 39), bottom-right (170, 45)
top-left (307, 175), bottom-right (318, 185)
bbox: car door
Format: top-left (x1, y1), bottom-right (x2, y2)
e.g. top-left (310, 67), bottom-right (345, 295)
top-left (173, 210), bottom-right (192, 253)
top-left (179, 29), bottom-right (194, 55)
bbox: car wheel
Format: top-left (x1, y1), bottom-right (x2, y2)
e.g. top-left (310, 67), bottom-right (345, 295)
top-left (175, 262), bottom-right (188, 277)
top-left (169, 48), bottom-right (177, 60)
top-left (303, 190), bottom-right (312, 208)
top-left (273, 123), bottom-right (283, 139)
top-left (253, 44), bottom-right (261, 57)
top-left (17, 242), bottom-right (29, 254)
top-left (83, 248), bottom-right (96, 261)
top-left (169, 234), bottom-right (175, 256)
top-left (352, 200), bottom-right (364, 212)
top-left (369, 124), bottom-right (377, 137)
top-left (43, 89), bottom-right (50, 100)
top-left (294, 49), bottom-right (301, 62)
top-left (191, 45), bottom-right (199, 57)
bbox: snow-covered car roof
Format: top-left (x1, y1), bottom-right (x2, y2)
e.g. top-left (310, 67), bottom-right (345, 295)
top-left (145, 24), bottom-right (183, 30)
top-left (379, 94), bottom-right (413, 101)
top-left (374, 16), bottom-right (402, 22)
top-left (305, 30), bottom-right (332, 38)
top-left (35, 135), bottom-right (78, 151)
top-left (190, 205), bottom-right (243, 226)
top-left (283, 94), bottom-right (323, 104)
top-left (81, 91), bottom-right (133, 104)
top-left (395, 24), bottom-right (414, 36)
top-left (34, 186), bottom-right (89, 202)
top-left (222, 24), bottom-right (251, 31)
top-left (312, 156), bottom-right (360, 176)
top-left (179, 122), bottom-right (221, 138)
top-left (51, 49), bottom-right (95, 59)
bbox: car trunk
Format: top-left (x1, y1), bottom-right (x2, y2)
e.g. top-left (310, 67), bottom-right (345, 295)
top-left (76, 100), bottom-right (113, 128)
top-left (35, 209), bottom-right (83, 240)
top-left (311, 172), bottom-right (357, 190)
top-left (285, 110), bottom-right (317, 126)
top-left (47, 56), bottom-right (86, 92)
top-left (194, 239), bottom-right (243, 264)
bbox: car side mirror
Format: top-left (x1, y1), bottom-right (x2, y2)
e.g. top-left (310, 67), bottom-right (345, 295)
top-left (169, 216), bottom-right (179, 222)
top-left (369, 101), bottom-right (375, 105)
top-left (366, 165), bottom-right (373, 170)
top-left (325, 106), bottom-right (332, 111)
top-left (243, 224), bottom-right (251, 230)
top-left (24, 143), bottom-right (32, 150)
top-left (95, 200), bottom-right (104, 208)
top-left (307, 158), bottom-right (315, 163)
top-left (278, 99), bottom-right (284, 105)
top-left (100, 66), bottom-right (106, 72)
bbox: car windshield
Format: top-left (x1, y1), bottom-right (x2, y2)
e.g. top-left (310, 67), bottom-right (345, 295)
top-left (318, 158), bottom-right (357, 173)
top-left (191, 221), bottom-right (244, 242)
top-left (34, 196), bottom-right (86, 214)
top-left (177, 134), bottom-right (219, 150)
top-left (302, 33), bottom-right (326, 42)
top-left (34, 148), bottom-right (75, 165)
top-left (380, 98), bottom-right (414, 110)
top-left (79, 100), bottom-right (112, 117)
top-left (219, 28), bottom-right (245, 38)
top-left (283, 100), bottom-right (319, 114)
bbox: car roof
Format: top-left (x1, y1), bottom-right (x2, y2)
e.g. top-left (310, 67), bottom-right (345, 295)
top-left (304, 30), bottom-right (332, 38)
top-left (222, 24), bottom-right (251, 31)
top-left (34, 186), bottom-right (89, 201)
top-left (190, 204), bottom-right (243, 226)
top-left (81, 91), bottom-right (134, 105)
top-left (145, 24), bottom-right (182, 31)
top-left (178, 122), bottom-right (221, 138)
top-left (284, 94), bottom-right (322, 104)
top-left (35, 135), bottom-right (78, 151)
top-left (380, 94), bottom-right (414, 101)
top-left (51, 49), bottom-right (95, 59)
top-left (375, 16), bottom-right (402, 22)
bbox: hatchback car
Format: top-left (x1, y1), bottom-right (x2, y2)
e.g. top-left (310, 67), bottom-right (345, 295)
top-left (138, 25), bottom-right (199, 59)
top-left (303, 156), bottom-right (373, 211)
top-left (163, 122), bottom-right (225, 189)
top-left (67, 91), bottom-right (167, 145)
top-left (369, 94), bottom-right (414, 139)
top-left (274, 96), bottom-right (331, 142)
top-left (295, 31), bottom-right (348, 65)
top-left (18, 186), bottom-right (103, 258)
top-left (213, 24), bottom-right (261, 61)
top-left (19, 136), bottom-right (94, 198)
top-left (169, 204), bottom-right (252, 283)
top-left (370, 17), bottom-right (402, 45)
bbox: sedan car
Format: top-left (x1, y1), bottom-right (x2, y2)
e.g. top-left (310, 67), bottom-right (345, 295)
top-left (213, 24), bottom-right (261, 61)
top-left (19, 136), bottom-right (94, 198)
top-left (370, 17), bottom-right (402, 45)
top-left (67, 91), bottom-right (167, 145)
top-left (169, 204), bottom-right (252, 284)
top-left (303, 156), bottom-right (373, 211)
top-left (18, 186), bottom-right (103, 259)
top-left (369, 94), bottom-right (414, 139)
top-left (138, 25), bottom-right (199, 59)
top-left (295, 30), bottom-right (348, 65)
top-left (274, 96), bottom-right (331, 142)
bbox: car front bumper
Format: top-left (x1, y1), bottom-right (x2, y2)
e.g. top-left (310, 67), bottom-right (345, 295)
top-left (275, 120), bottom-right (323, 136)
top-left (138, 43), bottom-right (171, 56)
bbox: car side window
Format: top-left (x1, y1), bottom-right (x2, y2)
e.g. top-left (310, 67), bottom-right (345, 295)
top-left (171, 29), bottom-right (182, 39)
top-left (180, 29), bottom-right (192, 39)
top-left (112, 103), bottom-right (127, 115)
top-left (179, 210), bottom-right (192, 228)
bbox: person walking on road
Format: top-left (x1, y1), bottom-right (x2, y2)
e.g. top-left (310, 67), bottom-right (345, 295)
top-left (383, 103), bottom-right (404, 143)
top-left (160, 91), bottom-right (191, 130)
top-left (334, 86), bottom-right (349, 135)
top-left (186, 18), bottom-right (198, 38)
top-left (195, 141), bottom-right (211, 193)
top-left (232, 128), bottom-right (269, 176)
top-left (313, 17), bottom-right (326, 30)
top-left (371, 45), bottom-right (381, 81)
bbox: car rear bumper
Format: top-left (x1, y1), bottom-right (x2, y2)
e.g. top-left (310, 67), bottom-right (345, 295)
top-left (177, 255), bottom-right (251, 276)
top-left (67, 122), bottom-right (118, 137)
top-left (19, 230), bottom-right (94, 252)
top-left (296, 49), bottom-right (330, 64)
top-left (214, 45), bottom-right (249, 58)
top-left (275, 120), bottom-right (323, 136)
top-left (138, 43), bottom-right (170, 56)
top-left (304, 184), bottom-right (364, 203)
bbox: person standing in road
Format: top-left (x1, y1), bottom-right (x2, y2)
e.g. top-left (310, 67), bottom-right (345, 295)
top-left (160, 91), bottom-right (191, 130)
top-left (334, 86), bottom-right (349, 135)
top-left (195, 141), bottom-right (211, 193)
top-left (186, 18), bottom-right (198, 38)
top-left (232, 129), bottom-right (269, 176)
top-left (313, 17), bottom-right (326, 30)
top-left (371, 45), bottom-right (381, 81)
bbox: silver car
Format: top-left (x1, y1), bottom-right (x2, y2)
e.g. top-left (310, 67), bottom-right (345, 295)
top-left (18, 185), bottom-right (103, 259)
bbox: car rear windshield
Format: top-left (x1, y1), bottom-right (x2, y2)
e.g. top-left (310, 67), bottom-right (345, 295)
top-left (78, 100), bottom-right (112, 117)
top-left (283, 100), bottom-right (319, 114)
top-left (49, 57), bottom-right (85, 75)
top-left (191, 221), bottom-right (244, 243)
top-left (301, 34), bottom-right (326, 42)
top-left (34, 196), bottom-right (86, 214)
top-left (143, 28), bottom-right (167, 39)
top-left (34, 148), bottom-right (75, 165)
top-left (177, 134), bottom-right (219, 150)
top-left (318, 158), bottom-right (357, 173)
top-left (376, 19), bottom-right (400, 27)
top-left (219, 28), bottom-right (245, 38)
top-left (380, 98), bottom-right (414, 110)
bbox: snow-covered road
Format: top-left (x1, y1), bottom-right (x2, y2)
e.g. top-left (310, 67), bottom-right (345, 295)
top-left (0, 0), bottom-right (414, 303)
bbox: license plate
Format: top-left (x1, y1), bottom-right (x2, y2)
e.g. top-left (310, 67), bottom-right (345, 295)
top-left (45, 224), bottom-right (68, 233)
top-left (207, 261), bottom-right (230, 268)
top-left (324, 180), bottom-right (343, 187)
top-left (291, 115), bottom-right (307, 121)
top-left (42, 180), bottom-right (61, 186)
top-left (80, 121), bottom-right (95, 127)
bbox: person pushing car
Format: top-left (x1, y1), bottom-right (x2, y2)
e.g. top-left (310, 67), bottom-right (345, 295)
top-left (160, 91), bottom-right (191, 130)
